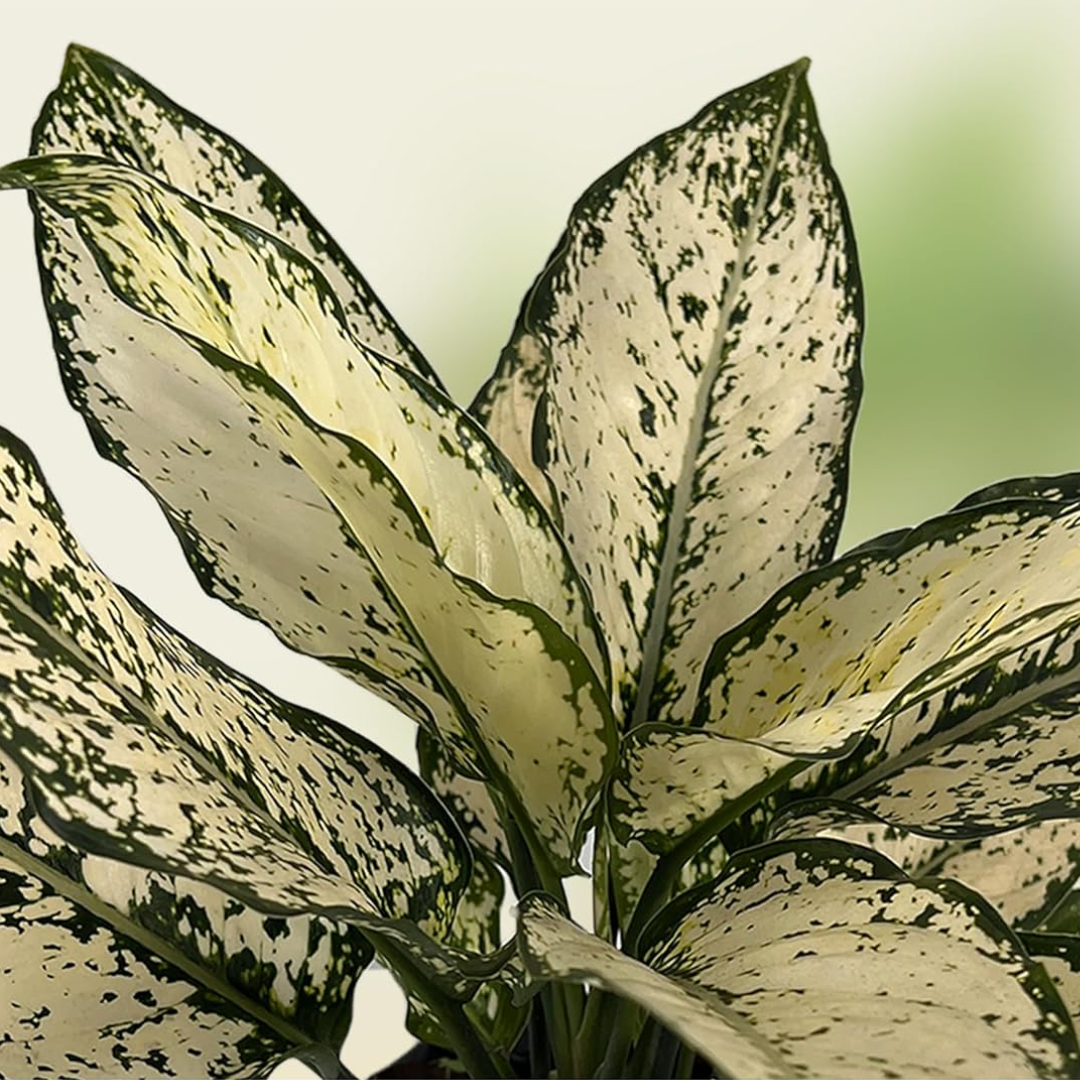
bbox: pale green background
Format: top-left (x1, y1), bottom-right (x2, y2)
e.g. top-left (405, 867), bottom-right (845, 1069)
top-left (0, 1), bottom-right (1078, 1074)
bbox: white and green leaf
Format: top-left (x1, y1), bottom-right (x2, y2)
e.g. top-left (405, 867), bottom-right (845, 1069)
top-left (613, 492), bottom-right (1080, 854)
top-left (408, 855), bottom-right (526, 1058)
top-left (696, 492), bottom-right (1080, 744)
top-left (0, 427), bottom-right (469, 930)
top-left (417, 727), bottom-right (508, 868)
top-left (482, 60), bottom-right (861, 726)
top-left (770, 801), bottom-right (1080, 931)
top-left (0, 426), bottom-right (525, 1051)
top-left (0, 154), bottom-right (616, 872)
top-left (0, 847), bottom-right (349, 1079)
top-left (518, 893), bottom-right (791, 1080)
top-left (1024, 934), bottom-right (1080, 1030)
top-left (637, 840), bottom-right (1080, 1078)
top-left (0, 744), bottom-right (364, 1071)
top-left (34, 43), bottom-right (438, 385)
top-left (470, 332), bottom-right (552, 513)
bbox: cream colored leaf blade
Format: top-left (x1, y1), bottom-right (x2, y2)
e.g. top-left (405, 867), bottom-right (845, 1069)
top-left (697, 495), bottom-right (1080, 743)
top-left (491, 60), bottom-right (861, 726)
top-left (0, 427), bottom-right (503, 1015)
top-left (0, 744), bottom-right (364, 1065)
top-left (0, 845), bottom-right (315, 1079)
top-left (642, 840), bottom-right (1079, 1079)
top-left (16, 153), bottom-right (606, 690)
top-left (0, 427), bottom-right (469, 931)
top-left (0, 153), bottom-right (617, 872)
top-left (417, 727), bottom-right (509, 867)
top-left (34, 43), bottom-right (439, 387)
top-left (770, 802), bottom-right (1080, 931)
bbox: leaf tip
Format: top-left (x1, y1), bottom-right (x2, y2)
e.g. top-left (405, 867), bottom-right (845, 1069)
top-left (0, 159), bottom-right (33, 193)
top-left (62, 42), bottom-right (119, 83)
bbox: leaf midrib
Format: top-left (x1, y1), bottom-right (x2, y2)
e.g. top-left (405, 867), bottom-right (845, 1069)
top-left (629, 67), bottom-right (803, 729)
top-left (0, 830), bottom-right (322, 1059)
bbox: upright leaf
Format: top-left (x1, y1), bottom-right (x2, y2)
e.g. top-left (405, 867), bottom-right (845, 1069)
top-left (470, 332), bottom-right (552, 513)
top-left (483, 60), bottom-right (862, 725)
top-left (0, 156), bottom-right (616, 871)
top-left (417, 728), bottom-right (508, 868)
top-left (35, 43), bottom-right (439, 384)
top-left (0, 427), bottom-right (468, 929)
top-left (0, 426), bottom-right (516, 1064)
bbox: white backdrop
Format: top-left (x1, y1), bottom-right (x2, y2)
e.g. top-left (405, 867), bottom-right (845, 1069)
top-left (1, 2), bottom-right (1078, 1075)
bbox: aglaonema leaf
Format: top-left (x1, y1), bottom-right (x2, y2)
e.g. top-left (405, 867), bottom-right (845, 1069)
top-left (475, 60), bottom-right (862, 729)
top-left (0, 845), bottom-right (344, 1079)
top-left (0, 745), bottom-right (361, 1077)
top-left (523, 840), bottom-right (1080, 1078)
top-left (0, 151), bottom-right (616, 875)
top-left (36, 43), bottom-right (439, 386)
top-left (613, 487), bottom-right (1080, 856)
top-left (769, 801), bottom-right (1080, 932)
top-left (0, 426), bottom-right (505, 1070)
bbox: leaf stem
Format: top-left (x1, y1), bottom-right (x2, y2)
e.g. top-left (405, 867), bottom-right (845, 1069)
top-left (626, 1016), bottom-right (662, 1078)
top-left (594, 998), bottom-right (639, 1078)
top-left (369, 933), bottom-right (512, 1080)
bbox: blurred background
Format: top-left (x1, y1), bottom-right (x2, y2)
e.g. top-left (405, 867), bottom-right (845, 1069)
top-left (0, 0), bottom-right (1078, 1073)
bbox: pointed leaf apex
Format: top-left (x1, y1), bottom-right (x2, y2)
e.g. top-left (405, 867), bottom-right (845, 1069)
top-left (0, 158), bottom-right (35, 192)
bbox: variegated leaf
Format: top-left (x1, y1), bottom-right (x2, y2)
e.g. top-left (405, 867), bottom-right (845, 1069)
top-left (609, 723), bottom-right (802, 853)
top-left (417, 727), bottom-right (508, 868)
top-left (518, 893), bottom-right (790, 1079)
top-left (0, 427), bottom-right (467, 930)
top-left (470, 333), bottom-right (552, 514)
top-left (803, 612), bottom-right (1080, 838)
top-left (639, 840), bottom-right (1079, 1078)
top-left (770, 801), bottom-right (1080, 930)
top-left (616, 606), bottom-right (1080, 858)
top-left (35, 44), bottom-right (439, 385)
top-left (696, 494), bottom-right (1080, 745)
top-left (0, 747), bottom-right (361, 1072)
top-left (0, 426), bottom-right (519, 1045)
top-left (608, 601), bottom-right (1070, 852)
top-left (0, 847), bottom-right (352, 1079)
top-left (592, 825), bottom-right (658, 942)
top-left (1, 155), bottom-right (615, 871)
top-left (1021, 935), bottom-right (1080, 1031)
top-left (621, 494), bottom-right (1080, 853)
top-left (487, 60), bottom-right (861, 726)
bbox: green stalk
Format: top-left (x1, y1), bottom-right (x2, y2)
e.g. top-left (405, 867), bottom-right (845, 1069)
top-left (673, 1042), bottom-right (696, 1079)
top-left (650, 1027), bottom-right (681, 1079)
top-left (502, 815), bottom-right (585, 1077)
top-left (626, 1016), bottom-right (662, 1078)
top-left (594, 998), bottom-right (640, 1079)
top-left (370, 933), bottom-right (512, 1080)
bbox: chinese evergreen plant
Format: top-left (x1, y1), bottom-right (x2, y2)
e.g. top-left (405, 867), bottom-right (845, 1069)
top-left (3, 44), bottom-right (1080, 1080)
